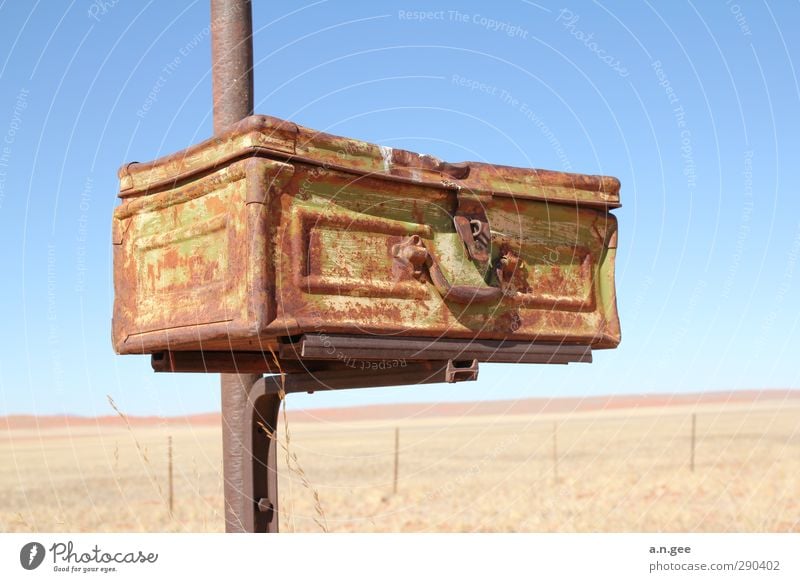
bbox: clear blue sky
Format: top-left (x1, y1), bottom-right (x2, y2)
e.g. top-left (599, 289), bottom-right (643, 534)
top-left (0, 1), bottom-right (798, 417)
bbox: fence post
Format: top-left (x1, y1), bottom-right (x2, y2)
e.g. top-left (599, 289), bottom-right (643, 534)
top-left (690, 413), bottom-right (696, 472)
top-left (393, 427), bottom-right (400, 494)
top-left (168, 435), bottom-right (174, 517)
top-left (552, 422), bottom-right (559, 485)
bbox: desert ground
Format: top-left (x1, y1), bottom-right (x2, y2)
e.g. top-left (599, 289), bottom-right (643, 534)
top-left (1, 390), bottom-right (798, 532)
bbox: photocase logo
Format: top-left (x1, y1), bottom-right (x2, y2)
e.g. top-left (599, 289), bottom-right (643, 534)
top-left (19, 542), bottom-right (46, 570)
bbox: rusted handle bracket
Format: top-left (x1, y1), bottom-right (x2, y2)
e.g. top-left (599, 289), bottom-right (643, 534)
top-left (392, 234), bottom-right (506, 304)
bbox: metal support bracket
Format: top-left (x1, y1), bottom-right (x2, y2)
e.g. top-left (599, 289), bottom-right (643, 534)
top-left (219, 360), bottom-right (478, 532)
top-left (279, 334), bottom-right (592, 365)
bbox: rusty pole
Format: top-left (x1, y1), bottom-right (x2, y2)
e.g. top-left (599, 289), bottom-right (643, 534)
top-left (211, 0), bottom-right (253, 133)
top-left (212, 0), bottom-right (280, 533)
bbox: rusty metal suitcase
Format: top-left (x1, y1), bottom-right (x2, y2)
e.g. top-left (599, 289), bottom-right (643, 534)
top-left (112, 115), bottom-right (620, 367)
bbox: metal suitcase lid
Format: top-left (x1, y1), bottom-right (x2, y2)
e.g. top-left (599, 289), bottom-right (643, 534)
top-left (118, 114), bottom-right (620, 209)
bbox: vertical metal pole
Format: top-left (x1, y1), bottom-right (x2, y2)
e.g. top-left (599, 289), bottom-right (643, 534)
top-left (393, 427), bottom-right (399, 495)
top-left (211, 0), bottom-right (274, 533)
top-left (211, 0), bottom-right (254, 134)
top-left (690, 413), bottom-right (696, 472)
top-left (221, 373), bottom-right (281, 533)
top-left (221, 374), bottom-right (258, 532)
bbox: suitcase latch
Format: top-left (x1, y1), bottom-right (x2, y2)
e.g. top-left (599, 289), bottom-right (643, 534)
top-left (495, 247), bottom-right (530, 294)
top-left (453, 191), bottom-right (492, 263)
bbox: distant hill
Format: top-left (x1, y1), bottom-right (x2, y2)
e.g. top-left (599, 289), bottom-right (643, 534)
top-left (2, 389), bottom-right (798, 431)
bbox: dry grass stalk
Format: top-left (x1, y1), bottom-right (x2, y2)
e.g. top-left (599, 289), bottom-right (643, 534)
top-left (263, 346), bottom-right (328, 532)
top-left (266, 347), bottom-right (298, 531)
top-left (107, 395), bottom-right (166, 505)
top-left (256, 418), bottom-right (328, 532)
top-left (15, 512), bottom-right (31, 530)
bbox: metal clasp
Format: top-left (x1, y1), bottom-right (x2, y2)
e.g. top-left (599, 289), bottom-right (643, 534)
top-left (453, 191), bottom-right (492, 262)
